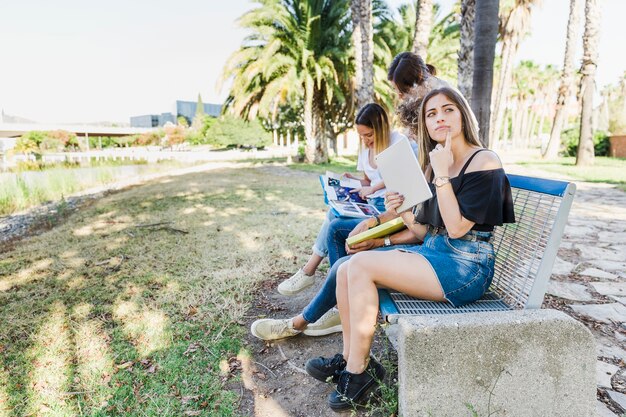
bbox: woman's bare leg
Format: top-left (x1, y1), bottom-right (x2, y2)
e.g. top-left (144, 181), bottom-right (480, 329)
top-left (336, 261), bottom-right (351, 360)
top-left (303, 253), bottom-right (324, 275)
top-left (344, 250), bottom-right (444, 373)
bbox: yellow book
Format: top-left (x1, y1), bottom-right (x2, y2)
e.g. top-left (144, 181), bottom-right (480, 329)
top-left (346, 217), bottom-right (406, 247)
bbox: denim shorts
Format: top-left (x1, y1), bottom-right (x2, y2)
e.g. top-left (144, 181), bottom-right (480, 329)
top-left (399, 231), bottom-right (496, 307)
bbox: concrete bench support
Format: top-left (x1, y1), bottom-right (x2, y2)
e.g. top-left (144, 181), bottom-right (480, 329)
top-left (396, 309), bottom-right (596, 417)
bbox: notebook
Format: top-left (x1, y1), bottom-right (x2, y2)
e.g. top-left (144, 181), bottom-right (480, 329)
top-left (375, 137), bottom-right (433, 213)
top-left (345, 217), bottom-right (406, 247)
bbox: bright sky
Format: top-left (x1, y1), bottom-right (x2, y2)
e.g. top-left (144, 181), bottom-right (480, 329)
top-left (1, 0), bottom-right (624, 124)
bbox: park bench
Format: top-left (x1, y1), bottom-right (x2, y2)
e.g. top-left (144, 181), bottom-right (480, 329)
top-left (376, 174), bottom-right (597, 417)
top-left (378, 173), bottom-right (577, 321)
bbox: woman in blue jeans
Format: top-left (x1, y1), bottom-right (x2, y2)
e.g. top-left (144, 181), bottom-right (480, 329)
top-left (250, 211), bottom-right (420, 341)
top-left (275, 103), bottom-right (409, 299)
top-left (305, 87), bottom-right (515, 411)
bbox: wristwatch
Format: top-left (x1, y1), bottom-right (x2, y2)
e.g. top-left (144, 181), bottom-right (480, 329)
top-left (434, 176), bottom-right (451, 188)
top-left (384, 236), bottom-right (392, 247)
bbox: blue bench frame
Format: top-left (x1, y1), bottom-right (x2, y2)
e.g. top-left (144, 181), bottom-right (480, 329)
top-left (379, 174), bottom-right (577, 323)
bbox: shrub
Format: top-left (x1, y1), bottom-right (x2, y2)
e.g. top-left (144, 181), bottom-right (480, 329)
top-left (206, 115), bottom-right (271, 148)
top-left (562, 128), bottom-right (610, 157)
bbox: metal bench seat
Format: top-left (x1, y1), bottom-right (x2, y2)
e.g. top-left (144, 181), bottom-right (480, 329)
top-left (379, 174), bottom-right (577, 323)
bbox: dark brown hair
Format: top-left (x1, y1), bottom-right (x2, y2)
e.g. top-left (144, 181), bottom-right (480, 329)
top-left (387, 52), bottom-right (437, 94)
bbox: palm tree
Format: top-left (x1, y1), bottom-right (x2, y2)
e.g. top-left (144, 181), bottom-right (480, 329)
top-left (543, 0), bottom-right (582, 159)
top-left (413, 0), bottom-right (434, 59)
top-left (351, 0), bottom-right (374, 110)
top-left (471, 0), bottom-right (500, 147)
top-left (458, 0), bottom-right (476, 100)
top-left (490, 0), bottom-right (540, 147)
top-left (221, 0), bottom-right (352, 163)
top-left (576, 0), bottom-right (602, 166)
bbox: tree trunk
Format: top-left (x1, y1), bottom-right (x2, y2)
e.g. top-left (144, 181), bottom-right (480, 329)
top-left (490, 35), bottom-right (518, 145)
top-left (490, 1), bottom-right (536, 146)
top-left (512, 101), bottom-right (523, 148)
top-left (576, 0), bottom-right (602, 166)
top-left (304, 87), bottom-right (329, 164)
top-left (471, 0), bottom-right (500, 148)
top-left (413, 0), bottom-right (434, 59)
top-left (458, 0), bottom-right (476, 100)
top-left (273, 129), bottom-right (278, 146)
top-left (351, 0), bottom-right (374, 110)
top-left (544, 0), bottom-right (582, 159)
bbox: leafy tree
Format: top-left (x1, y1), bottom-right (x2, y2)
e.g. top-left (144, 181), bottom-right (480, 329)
top-left (206, 115), bottom-right (271, 148)
top-left (177, 116), bottom-right (189, 127)
top-left (192, 93), bottom-right (206, 131)
top-left (221, 0), bottom-right (352, 163)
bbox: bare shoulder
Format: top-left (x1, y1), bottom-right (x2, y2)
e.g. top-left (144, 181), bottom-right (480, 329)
top-left (465, 149), bottom-right (503, 173)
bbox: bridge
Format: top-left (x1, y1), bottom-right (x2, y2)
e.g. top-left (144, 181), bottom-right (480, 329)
top-left (0, 123), bottom-right (155, 139)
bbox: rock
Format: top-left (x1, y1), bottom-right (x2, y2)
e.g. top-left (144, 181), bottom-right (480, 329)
top-left (552, 257), bottom-right (576, 276)
top-left (576, 245), bottom-right (625, 262)
top-left (591, 282), bottom-right (626, 297)
top-left (580, 268), bottom-right (619, 280)
top-left (606, 390), bottom-right (626, 412)
top-left (595, 401), bottom-right (616, 417)
top-left (565, 225), bottom-right (597, 238)
top-left (569, 303), bottom-right (626, 324)
top-left (598, 232), bottom-right (626, 244)
top-left (609, 296), bottom-right (626, 305)
top-left (589, 260), bottom-right (626, 275)
top-left (596, 360), bottom-right (619, 388)
top-left (597, 341), bottom-right (626, 362)
top-left (547, 281), bottom-right (593, 301)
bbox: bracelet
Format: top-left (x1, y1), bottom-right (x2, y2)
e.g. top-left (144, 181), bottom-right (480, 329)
top-left (373, 215), bottom-right (381, 227)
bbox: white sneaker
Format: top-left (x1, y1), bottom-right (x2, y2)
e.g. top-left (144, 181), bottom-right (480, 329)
top-left (277, 269), bottom-right (315, 296)
top-left (303, 308), bottom-right (342, 336)
top-left (250, 318), bottom-right (301, 341)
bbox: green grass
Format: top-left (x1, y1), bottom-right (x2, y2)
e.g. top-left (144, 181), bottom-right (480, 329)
top-left (0, 165), bottom-right (325, 416)
top-left (517, 156), bottom-right (626, 191)
top-left (0, 161), bottom-right (192, 216)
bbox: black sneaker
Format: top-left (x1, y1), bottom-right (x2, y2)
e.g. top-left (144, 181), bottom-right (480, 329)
top-left (305, 353), bottom-right (347, 383)
top-left (328, 357), bottom-right (386, 412)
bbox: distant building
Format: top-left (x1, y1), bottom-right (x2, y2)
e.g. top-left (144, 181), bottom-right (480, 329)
top-left (130, 101), bottom-right (222, 128)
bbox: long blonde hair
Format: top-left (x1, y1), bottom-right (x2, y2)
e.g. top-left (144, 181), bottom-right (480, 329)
top-left (355, 103), bottom-right (391, 156)
top-left (415, 87), bottom-right (482, 172)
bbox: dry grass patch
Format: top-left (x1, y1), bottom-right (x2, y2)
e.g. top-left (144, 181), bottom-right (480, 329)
top-left (0, 163), bottom-right (323, 416)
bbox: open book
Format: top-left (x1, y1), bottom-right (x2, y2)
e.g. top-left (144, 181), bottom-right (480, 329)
top-left (319, 171), bottom-right (382, 218)
top-left (346, 217), bottom-right (406, 247)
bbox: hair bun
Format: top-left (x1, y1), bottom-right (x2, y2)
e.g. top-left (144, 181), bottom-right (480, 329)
top-left (426, 64), bottom-right (437, 76)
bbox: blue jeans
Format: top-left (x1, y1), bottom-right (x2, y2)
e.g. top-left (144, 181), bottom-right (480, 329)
top-left (311, 197), bottom-right (386, 258)
top-left (397, 231), bottom-right (495, 306)
top-left (301, 245), bottom-right (412, 323)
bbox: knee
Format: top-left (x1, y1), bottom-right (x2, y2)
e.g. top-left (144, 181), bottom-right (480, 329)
top-left (337, 261), bottom-right (349, 286)
top-left (348, 252), bottom-right (371, 282)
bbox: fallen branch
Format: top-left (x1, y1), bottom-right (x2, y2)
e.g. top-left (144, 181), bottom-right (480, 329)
top-left (276, 344), bottom-right (307, 375)
top-left (133, 221), bottom-right (172, 228)
top-left (253, 361), bottom-right (277, 378)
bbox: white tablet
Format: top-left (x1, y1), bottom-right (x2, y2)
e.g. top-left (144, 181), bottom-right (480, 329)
top-left (375, 137), bottom-right (433, 213)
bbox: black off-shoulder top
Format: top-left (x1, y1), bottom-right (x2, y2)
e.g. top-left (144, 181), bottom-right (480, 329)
top-left (414, 150), bottom-right (516, 232)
